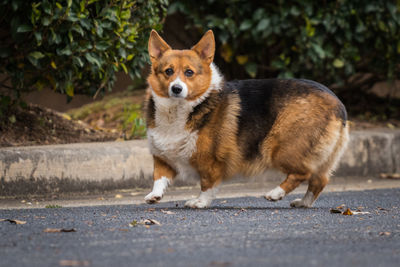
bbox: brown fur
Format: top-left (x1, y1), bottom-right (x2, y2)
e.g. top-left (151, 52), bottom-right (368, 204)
top-left (153, 156), bottom-right (176, 181)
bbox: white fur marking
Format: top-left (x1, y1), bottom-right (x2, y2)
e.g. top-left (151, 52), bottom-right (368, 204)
top-left (169, 76), bottom-right (188, 98)
top-left (265, 186), bottom-right (286, 201)
top-left (148, 91), bottom-right (199, 181)
top-left (144, 176), bottom-right (170, 203)
top-left (290, 190), bottom-right (315, 208)
top-left (185, 187), bottom-right (218, 208)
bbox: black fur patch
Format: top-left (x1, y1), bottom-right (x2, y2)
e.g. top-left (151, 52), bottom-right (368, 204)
top-left (145, 96), bottom-right (156, 128)
top-left (228, 79), bottom-right (347, 160)
top-left (187, 91), bottom-right (223, 131)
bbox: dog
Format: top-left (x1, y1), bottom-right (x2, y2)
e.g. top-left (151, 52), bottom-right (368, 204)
top-left (144, 29), bottom-right (349, 208)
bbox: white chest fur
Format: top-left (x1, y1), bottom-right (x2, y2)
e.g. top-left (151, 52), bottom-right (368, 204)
top-left (147, 94), bottom-right (199, 180)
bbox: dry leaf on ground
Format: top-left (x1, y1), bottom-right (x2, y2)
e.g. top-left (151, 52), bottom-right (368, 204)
top-left (161, 209), bottom-right (176, 215)
top-left (343, 208), bottom-right (353, 215)
top-left (379, 232), bottom-right (391, 236)
top-left (0, 219), bottom-right (27, 225)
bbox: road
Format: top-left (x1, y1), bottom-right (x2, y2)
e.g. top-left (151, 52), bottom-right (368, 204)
top-left (1, 188), bottom-right (399, 267)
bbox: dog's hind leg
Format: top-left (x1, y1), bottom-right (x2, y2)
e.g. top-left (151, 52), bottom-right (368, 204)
top-left (265, 173), bottom-right (311, 201)
top-left (290, 174), bottom-right (329, 208)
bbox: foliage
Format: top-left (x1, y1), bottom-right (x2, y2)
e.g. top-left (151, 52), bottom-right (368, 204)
top-left (168, 0), bottom-right (400, 90)
top-left (0, 0), bottom-right (167, 100)
top-left (122, 104), bottom-right (146, 139)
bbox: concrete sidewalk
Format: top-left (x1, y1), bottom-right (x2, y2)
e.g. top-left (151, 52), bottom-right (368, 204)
top-left (1, 129), bottom-right (399, 196)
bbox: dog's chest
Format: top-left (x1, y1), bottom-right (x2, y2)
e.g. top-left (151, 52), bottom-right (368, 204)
top-left (147, 100), bottom-right (199, 177)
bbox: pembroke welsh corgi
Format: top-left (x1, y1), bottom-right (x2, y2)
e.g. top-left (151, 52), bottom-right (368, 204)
top-left (144, 29), bottom-right (349, 208)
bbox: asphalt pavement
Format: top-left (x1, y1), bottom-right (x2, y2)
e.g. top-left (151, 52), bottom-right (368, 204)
top-left (1, 188), bottom-right (399, 267)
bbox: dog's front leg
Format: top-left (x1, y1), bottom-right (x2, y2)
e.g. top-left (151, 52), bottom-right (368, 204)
top-left (185, 175), bottom-right (221, 209)
top-left (145, 156), bottom-right (176, 204)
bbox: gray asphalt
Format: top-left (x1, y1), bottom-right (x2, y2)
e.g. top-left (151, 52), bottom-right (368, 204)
top-left (1, 188), bottom-right (399, 267)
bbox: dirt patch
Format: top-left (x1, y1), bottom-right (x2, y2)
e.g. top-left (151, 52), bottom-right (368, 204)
top-left (0, 104), bottom-right (118, 148)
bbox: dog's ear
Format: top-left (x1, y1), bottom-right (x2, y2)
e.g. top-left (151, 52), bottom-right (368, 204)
top-left (148, 30), bottom-right (171, 62)
top-left (191, 30), bottom-right (215, 65)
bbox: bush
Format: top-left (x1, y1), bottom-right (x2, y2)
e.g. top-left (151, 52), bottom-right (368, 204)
top-left (168, 0), bottom-right (400, 91)
top-left (0, 0), bottom-right (167, 100)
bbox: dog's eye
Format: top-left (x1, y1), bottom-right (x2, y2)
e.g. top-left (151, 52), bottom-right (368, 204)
top-left (184, 69), bottom-right (194, 77)
top-left (165, 68), bottom-right (174, 76)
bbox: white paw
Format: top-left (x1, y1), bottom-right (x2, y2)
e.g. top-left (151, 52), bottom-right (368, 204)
top-left (265, 186), bottom-right (286, 201)
top-left (184, 198), bottom-right (211, 208)
top-left (144, 191), bottom-right (162, 204)
top-left (290, 198), bottom-right (311, 208)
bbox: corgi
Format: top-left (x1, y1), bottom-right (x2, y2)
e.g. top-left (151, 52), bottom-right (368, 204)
top-left (144, 29), bottom-right (349, 208)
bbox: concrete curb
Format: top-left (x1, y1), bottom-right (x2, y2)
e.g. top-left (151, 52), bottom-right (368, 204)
top-left (1, 130), bottom-right (399, 196)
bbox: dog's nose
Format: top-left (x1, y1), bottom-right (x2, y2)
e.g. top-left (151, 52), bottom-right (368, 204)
top-left (171, 84), bottom-right (183, 95)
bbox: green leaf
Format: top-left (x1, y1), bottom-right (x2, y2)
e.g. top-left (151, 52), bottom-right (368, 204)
top-left (311, 43), bottom-right (325, 59)
top-left (34, 32), bottom-right (42, 44)
top-left (245, 62), bottom-right (257, 78)
top-left (29, 51), bottom-right (45, 59)
top-left (42, 17), bottom-right (51, 26)
top-left (85, 53), bottom-right (101, 67)
top-left (333, 59), bottom-right (344, 68)
top-left (73, 56), bottom-right (84, 67)
top-left (95, 41), bottom-right (110, 51)
top-left (256, 18), bottom-right (270, 32)
top-left (66, 83), bottom-right (74, 97)
top-left (240, 20), bottom-right (252, 31)
top-left (17, 25), bottom-right (33, 33)
top-left (120, 62), bottom-right (128, 74)
top-left (59, 46), bottom-right (72, 56)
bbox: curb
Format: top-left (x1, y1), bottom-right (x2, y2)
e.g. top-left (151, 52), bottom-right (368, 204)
top-left (1, 130), bottom-right (399, 196)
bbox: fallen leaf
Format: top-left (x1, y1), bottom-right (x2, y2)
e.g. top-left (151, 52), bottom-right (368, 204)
top-left (114, 194), bottom-right (123, 199)
top-left (379, 232), bottom-right (391, 236)
top-left (234, 208), bottom-right (247, 216)
top-left (330, 209), bottom-right (342, 214)
top-left (352, 211), bottom-right (370, 215)
top-left (129, 220), bottom-right (138, 227)
top-left (139, 219), bottom-right (161, 226)
top-left (343, 208), bottom-right (353, 215)
top-left (0, 219), bottom-right (27, 225)
top-left (220, 200), bottom-right (227, 204)
top-left (59, 260), bottom-right (90, 266)
top-left (336, 204), bottom-right (345, 210)
top-left (43, 228), bottom-right (76, 233)
top-left (146, 208), bottom-right (155, 212)
top-left (161, 209), bottom-right (175, 215)
top-left (380, 173), bottom-right (400, 179)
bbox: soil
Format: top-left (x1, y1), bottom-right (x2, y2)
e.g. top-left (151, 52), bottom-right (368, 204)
top-left (0, 104), bottom-right (118, 148)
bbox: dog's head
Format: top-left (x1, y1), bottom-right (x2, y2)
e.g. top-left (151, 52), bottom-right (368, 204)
top-left (147, 30), bottom-right (218, 101)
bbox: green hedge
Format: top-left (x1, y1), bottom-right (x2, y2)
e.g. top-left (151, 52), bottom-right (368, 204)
top-left (168, 0), bottom-right (400, 90)
top-left (0, 0), bottom-right (167, 99)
